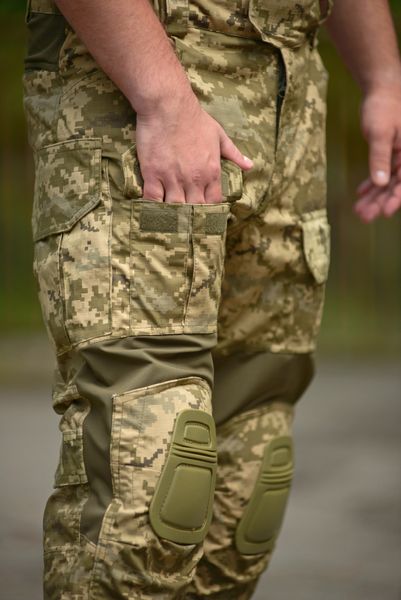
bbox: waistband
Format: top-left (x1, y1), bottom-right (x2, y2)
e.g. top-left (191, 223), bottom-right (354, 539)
top-left (27, 0), bottom-right (333, 49)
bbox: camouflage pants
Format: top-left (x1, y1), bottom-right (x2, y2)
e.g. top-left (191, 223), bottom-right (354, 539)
top-left (24, 0), bottom-right (330, 597)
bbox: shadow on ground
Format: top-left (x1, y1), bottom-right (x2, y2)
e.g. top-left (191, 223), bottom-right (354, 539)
top-left (0, 335), bottom-right (400, 600)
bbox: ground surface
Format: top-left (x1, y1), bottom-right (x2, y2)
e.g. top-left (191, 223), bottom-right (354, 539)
top-left (0, 336), bottom-right (400, 600)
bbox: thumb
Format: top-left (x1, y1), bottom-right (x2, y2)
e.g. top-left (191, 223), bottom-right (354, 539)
top-left (220, 133), bottom-right (253, 171)
top-left (368, 127), bottom-right (394, 186)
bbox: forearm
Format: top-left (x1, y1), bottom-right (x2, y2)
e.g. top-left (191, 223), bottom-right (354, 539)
top-left (55, 0), bottom-right (193, 114)
top-left (325, 0), bottom-right (401, 93)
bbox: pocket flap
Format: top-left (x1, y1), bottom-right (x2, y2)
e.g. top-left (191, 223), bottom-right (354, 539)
top-left (32, 138), bottom-right (102, 242)
top-left (301, 210), bottom-right (331, 285)
top-left (221, 159), bottom-right (243, 202)
top-left (122, 143), bottom-right (243, 202)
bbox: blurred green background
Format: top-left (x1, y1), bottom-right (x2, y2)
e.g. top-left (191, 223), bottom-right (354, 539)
top-left (1, 0), bottom-right (400, 356)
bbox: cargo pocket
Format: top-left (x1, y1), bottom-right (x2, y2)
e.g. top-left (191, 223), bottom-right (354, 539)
top-left (54, 393), bottom-right (90, 487)
top-left (301, 209), bottom-right (331, 285)
top-left (32, 138), bottom-right (112, 352)
top-left (129, 201), bottom-right (193, 333)
top-left (184, 202), bottom-right (231, 332)
top-left (122, 144), bottom-right (241, 335)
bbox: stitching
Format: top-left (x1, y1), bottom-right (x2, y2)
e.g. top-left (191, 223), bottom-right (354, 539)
top-left (182, 207), bottom-right (194, 327)
top-left (58, 232), bottom-right (72, 349)
top-left (103, 158), bottom-right (114, 335)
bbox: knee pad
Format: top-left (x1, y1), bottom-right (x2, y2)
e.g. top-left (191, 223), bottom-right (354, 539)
top-left (149, 408), bottom-right (217, 545)
top-left (235, 435), bottom-right (293, 555)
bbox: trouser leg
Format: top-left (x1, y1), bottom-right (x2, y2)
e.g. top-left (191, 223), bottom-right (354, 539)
top-left (187, 351), bottom-right (314, 599)
top-left (33, 166), bottom-right (233, 597)
top-left (43, 335), bottom-right (218, 599)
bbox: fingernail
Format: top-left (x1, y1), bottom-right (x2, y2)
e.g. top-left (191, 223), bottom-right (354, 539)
top-left (243, 155), bottom-right (253, 165)
top-left (375, 170), bottom-right (389, 184)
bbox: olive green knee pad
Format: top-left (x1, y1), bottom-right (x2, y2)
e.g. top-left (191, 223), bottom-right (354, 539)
top-left (235, 435), bottom-right (294, 555)
top-left (149, 409), bottom-right (217, 545)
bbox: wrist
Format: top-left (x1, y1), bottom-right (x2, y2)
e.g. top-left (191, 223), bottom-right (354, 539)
top-left (133, 80), bottom-right (198, 119)
top-left (361, 66), bottom-right (401, 96)
top-left (127, 53), bottom-right (195, 117)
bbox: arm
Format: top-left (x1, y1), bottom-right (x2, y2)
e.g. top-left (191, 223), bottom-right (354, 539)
top-left (325, 0), bottom-right (401, 221)
top-left (55, 0), bottom-right (253, 204)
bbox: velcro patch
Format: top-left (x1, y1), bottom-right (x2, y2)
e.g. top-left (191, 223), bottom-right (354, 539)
top-left (204, 213), bottom-right (227, 235)
top-left (139, 207), bottom-right (178, 233)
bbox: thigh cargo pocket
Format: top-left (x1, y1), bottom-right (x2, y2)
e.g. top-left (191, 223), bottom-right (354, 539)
top-left (129, 201), bottom-right (230, 334)
top-left (122, 145), bottom-right (242, 335)
top-left (32, 138), bottom-right (112, 353)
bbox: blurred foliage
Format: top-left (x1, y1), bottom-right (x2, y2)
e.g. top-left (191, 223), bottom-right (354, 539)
top-left (0, 4), bottom-right (400, 355)
top-left (0, 0), bottom-right (26, 14)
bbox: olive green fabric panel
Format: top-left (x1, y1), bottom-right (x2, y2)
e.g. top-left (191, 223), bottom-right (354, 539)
top-left (212, 351), bottom-right (314, 426)
top-left (149, 409), bottom-right (217, 544)
top-left (75, 333), bottom-right (216, 545)
top-left (25, 12), bottom-right (67, 72)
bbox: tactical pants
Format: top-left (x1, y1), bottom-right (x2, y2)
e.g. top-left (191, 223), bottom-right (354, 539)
top-left (24, 0), bottom-right (331, 597)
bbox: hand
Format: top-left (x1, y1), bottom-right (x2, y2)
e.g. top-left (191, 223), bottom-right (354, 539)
top-left (355, 84), bottom-right (401, 222)
top-left (135, 91), bottom-right (253, 204)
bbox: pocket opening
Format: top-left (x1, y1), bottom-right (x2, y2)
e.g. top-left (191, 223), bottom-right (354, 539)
top-left (121, 143), bottom-right (243, 204)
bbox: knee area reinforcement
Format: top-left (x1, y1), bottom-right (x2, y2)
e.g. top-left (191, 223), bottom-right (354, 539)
top-left (149, 408), bottom-right (217, 545)
top-left (235, 435), bottom-right (293, 555)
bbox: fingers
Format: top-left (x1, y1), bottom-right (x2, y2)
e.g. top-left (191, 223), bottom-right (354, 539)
top-left (354, 187), bottom-right (382, 223)
top-left (393, 148), bottom-right (401, 172)
top-left (383, 182), bottom-right (401, 217)
top-left (136, 110), bottom-right (253, 204)
top-left (355, 173), bottom-right (401, 222)
top-left (164, 178), bottom-right (223, 205)
top-left (163, 184), bottom-right (186, 204)
top-left (383, 195), bottom-right (401, 217)
top-left (220, 132), bottom-right (254, 171)
top-left (145, 176), bottom-right (222, 205)
top-left (142, 156), bottom-right (225, 205)
top-left (204, 180), bottom-right (223, 204)
top-left (142, 177), bottom-right (164, 202)
top-left (357, 177), bottom-right (374, 197)
top-left (356, 141), bottom-right (401, 221)
top-left (368, 127), bottom-right (394, 186)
